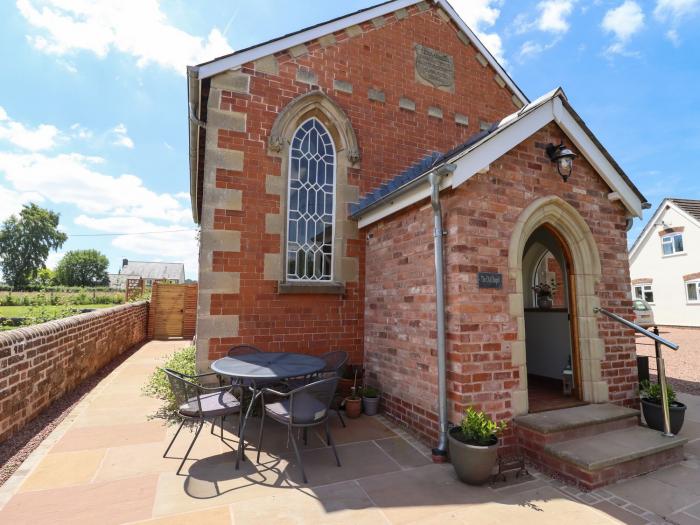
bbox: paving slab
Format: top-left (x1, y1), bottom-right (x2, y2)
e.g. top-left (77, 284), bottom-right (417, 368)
top-left (515, 403), bottom-right (639, 433)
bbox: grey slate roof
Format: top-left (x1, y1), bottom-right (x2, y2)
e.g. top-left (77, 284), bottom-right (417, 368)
top-left (348, 125), bottom-right (498, 217)
top-left (671, 198), bottom-right (700, 222)
top-left (120, 261), bottom-right (185, 282)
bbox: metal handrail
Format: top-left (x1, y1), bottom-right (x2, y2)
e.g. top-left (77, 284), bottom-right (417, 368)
top-left (593, 307), bottom-right (680, 437)
top-left (593, 307), bottom-right (679, 350)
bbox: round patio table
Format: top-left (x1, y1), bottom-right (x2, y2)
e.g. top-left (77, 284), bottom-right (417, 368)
top-left (211, 352), bottom-right (325, 468)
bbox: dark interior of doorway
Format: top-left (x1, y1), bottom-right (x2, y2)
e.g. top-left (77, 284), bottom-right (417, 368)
top-left (527, 374), bottom-right (587, 413)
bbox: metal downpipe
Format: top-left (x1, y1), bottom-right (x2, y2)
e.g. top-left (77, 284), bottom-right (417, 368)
top-left (429, 165), bottom-right (455, 459)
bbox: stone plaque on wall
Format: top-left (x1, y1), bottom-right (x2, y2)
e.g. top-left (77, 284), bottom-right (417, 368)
top-left (415, 44), bottom-right (454, 90)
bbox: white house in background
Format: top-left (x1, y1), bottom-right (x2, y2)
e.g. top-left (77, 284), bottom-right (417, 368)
top-left (115, 259), bottom-right (186, 288)
top-left (629, 198), bottom-right (700, 327)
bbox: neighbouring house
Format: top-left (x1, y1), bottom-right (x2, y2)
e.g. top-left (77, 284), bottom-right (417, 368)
top-left (116, 259), bottom-right (186, 288)
top-left (108, 273), bottom-right (139, 290)
top-left (629, 198), bottom-right (700, 327)
top-left (186, 0), bottom-right (680, 488)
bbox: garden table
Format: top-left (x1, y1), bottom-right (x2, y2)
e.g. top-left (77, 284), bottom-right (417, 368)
top-left (211, 352), bottom-right (325, 469)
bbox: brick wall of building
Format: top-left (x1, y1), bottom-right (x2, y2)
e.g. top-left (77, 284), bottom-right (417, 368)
top-left (0, 302), bottom-right (149, 443)
top-left (195, 2), bottom-right (523, 368)
top-left (364, 121), bottom-right (638, 448)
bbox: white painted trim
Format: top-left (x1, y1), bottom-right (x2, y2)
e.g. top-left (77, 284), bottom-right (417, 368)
top-left (195, 0), bottom-right (529, 105)
top-left (357, 173), bottom-right (453, 229)
top-left (356, 91), bottom-right (645, 228)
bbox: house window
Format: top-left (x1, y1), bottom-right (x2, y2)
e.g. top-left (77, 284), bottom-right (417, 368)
top-left (662, 233), bottom-right (684, 255)
top-left (634, 284), bottom-right (654, 303)
top-left (687, 281), bottom-right (700, 303)
top-left (286, 118), bottom-right (335, 281)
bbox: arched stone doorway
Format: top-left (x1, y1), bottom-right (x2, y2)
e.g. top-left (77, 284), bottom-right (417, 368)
top-left (508, 196), bottom-right (607, 416)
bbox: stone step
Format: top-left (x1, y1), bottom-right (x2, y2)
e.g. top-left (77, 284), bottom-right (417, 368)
top-left (515, 403), bottom-right (639, 444)
top-left (545, 426), bottom-right (687, 471)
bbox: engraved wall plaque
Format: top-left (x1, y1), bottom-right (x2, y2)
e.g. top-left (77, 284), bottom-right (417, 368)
top-left (415, 44), bottom-right (454, 90)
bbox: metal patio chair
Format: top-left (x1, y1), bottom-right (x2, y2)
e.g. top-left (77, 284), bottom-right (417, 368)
top-left (256, 376), bottom-right (341, 483)
top-left (161, 368), bottom-right (241, 475)
top-left (282, 350), bottom-right (349, 427)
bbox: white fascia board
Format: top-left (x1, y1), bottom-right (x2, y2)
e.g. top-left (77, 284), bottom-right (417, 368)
top-left (435, 0), bottom-right (528, 105)
top-left (197, 0), bottom-right (420, 79)
top-left (357, 173), bottom-right (453, 229)
top-left (552, 97), bottom-right (642, 218)
top-left (628, 199), bottom-right (669, 262)
top-left (450, 101), bottom-right (555, 189)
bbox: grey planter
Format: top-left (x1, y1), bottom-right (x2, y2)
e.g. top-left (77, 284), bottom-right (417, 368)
top-left (362, 396), bottom-right (379, 415)
top-left (448, 428), bottom-right (498, 485)
top-left (641, 398), bottom-right (686, 434)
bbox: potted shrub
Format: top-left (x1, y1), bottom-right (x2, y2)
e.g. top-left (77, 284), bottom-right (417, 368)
top-left (448, 407), bottom-right (507, 485)
top-left (343, 368), bottom-right (362, 418)
top-left (532, 282), bottom-right (554, 310)
top-left (640, 380), bottom-right (686, 434)
top-left (361, 386), bottom-right (380, 416)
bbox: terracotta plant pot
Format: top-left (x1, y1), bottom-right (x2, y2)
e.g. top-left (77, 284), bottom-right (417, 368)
top-left (448, 427), bottom-right (498, 485)
top-left (641, 398), bottom-right (686, 434)
top-left (362, 396), bottom-right (379, 416)
top-left (344, 397), bottom-right (361, 418)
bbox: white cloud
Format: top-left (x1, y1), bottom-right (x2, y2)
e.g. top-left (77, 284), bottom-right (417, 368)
top-left (16, 0), bottom-right (234, 75)
top-left (519, 39), bottom-right (559, 59)
top-left (537, 0), bottom-right (576, 33)
top-left (0, 184), bottom-right (44, 222)
top-left (0, 105), bottom-right (60, 151)
top-left (450, 0), bottom-right (507, 64)
top-left (111, 123), bottom-right (134, 149)
top-left (654, 0), bottom-right (699, 21)
top-left (74, 215), bottom-right (198, 276)
top-left (602, 1), bottom-right (645, 55)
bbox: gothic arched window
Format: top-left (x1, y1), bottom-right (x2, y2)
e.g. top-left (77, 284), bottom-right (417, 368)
top-left (286, 118), bottom-right (335, 281)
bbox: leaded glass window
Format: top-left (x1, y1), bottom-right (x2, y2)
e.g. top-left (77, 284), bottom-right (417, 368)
top-left (286, 118), bottom-right (335, 281)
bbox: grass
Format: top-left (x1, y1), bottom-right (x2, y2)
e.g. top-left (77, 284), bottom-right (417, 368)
top-left (0, 304), bottom-right (113, 317)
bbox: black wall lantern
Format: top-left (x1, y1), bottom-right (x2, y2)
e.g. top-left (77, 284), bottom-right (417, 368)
top-left (546, 142), bottom-right (577, 182)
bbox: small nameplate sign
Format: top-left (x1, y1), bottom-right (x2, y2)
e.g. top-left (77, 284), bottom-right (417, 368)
top-left (415, 44), bottom-right (454, 89)
top-left (478, 272), bottom-right (502, 289)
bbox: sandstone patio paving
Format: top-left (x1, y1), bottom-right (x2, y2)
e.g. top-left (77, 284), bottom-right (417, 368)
top-left (3, 338), bottom-right (700, 524)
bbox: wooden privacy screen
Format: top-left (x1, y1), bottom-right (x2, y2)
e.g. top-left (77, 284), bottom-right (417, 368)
top-left (148, 282), bottom-right (197, 340)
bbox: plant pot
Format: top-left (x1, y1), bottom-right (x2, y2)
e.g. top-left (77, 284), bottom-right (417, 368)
top-left (362, 396), bottom-right (379, 416)
top-left (537, 295), bottom-right (553, 310)
top-left (344, 397), bottom-right (361, 418)
top-left (641, 398), bottom-right (686, 434)
top-left (448, 427), bottom-right (498, 485)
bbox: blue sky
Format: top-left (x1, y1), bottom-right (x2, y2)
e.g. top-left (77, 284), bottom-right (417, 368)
top-left (0, 1), bottom-right (698, 279)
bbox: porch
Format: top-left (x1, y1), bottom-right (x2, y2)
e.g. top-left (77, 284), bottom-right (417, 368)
top-left (3, 340), bottom-right (700, 524)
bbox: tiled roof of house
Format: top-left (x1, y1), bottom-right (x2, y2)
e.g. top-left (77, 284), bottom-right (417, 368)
top-left (120, 261), bottom-right (184, 281)
top-left (671, 198), bottom-right (700, 222)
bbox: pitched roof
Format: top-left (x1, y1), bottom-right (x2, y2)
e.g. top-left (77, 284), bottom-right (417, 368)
top-left (351, 88), bottom-right (649, 227)
top-left (671, 198), bottom-right (700, 222)
top-left (120, 261), bottom-right (185, 281)
top-left (190, 0), bottom-right (527, 104)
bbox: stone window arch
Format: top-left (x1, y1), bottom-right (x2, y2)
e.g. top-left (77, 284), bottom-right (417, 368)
top-left (266, 91), bottom-right (360, 292)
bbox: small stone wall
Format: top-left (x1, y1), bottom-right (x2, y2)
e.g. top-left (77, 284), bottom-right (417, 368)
top-left (0, 301), bottom-right (149, 443)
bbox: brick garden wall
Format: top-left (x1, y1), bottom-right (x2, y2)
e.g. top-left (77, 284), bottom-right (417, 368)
top-left (364, 121), bottom-right (638, 449)
top-left (0, 302), bottom-right (148, 444)
top-left (195, 1), bottom-right (523, 369)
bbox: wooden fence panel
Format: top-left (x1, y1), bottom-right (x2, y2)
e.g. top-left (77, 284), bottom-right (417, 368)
top-left (148, 282), bottom-right (197, 340)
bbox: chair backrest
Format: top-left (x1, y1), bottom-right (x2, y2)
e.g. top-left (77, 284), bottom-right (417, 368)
top-left (320, 350), bottom-right (348, 377)
top-left (162, 368), bottom-right (202, 416)
top-left (289, 377), bottom-right (339, 425)
top-left (227, 344), bottom-right (263, 358)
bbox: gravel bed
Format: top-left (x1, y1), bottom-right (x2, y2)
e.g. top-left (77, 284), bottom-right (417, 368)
top-left (635, 327), bottom-right (700, 395)
top-left (0, 343), bottom-right (146, 487)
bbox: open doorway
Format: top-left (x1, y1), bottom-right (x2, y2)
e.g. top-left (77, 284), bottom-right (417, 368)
top-left (522, 225), bottom-right (585, 413)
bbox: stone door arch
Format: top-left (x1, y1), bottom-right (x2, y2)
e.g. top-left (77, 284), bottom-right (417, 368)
top-left (508, 196), bottom-right (607, 415)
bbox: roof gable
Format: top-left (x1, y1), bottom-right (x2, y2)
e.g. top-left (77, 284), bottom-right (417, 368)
top-left (190, 0), bottom-right (527, 105)
top-left (351, 88), bottom-right (648, 228)
top-left (629, 198), bottom-right (700, 260)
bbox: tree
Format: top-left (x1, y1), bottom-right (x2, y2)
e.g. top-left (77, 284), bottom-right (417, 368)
top-left (0, 203), bottom-right (67, 289)
top-left (33, 268), bottom-right (57, 288)
top-left (55, 250), bottom-right (110, 287)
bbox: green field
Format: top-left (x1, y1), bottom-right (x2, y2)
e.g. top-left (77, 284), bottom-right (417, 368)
top-left (0, 304), bottom-right (113, 317)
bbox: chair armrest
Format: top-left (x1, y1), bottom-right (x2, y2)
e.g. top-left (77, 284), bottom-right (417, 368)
top-left (261, 386), bottom-right (291, 397)
top-left (198, 384), bottom-right (237, 394)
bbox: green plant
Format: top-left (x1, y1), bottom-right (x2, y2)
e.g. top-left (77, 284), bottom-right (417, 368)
top-left (456, 407), bottom-right (507, 446)
top-left (361, 386), bottom-right (379, 398)
top-left (143, 346), bottom-right (197, 423)
top-left (640, 379), bottom-right (676, 406)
